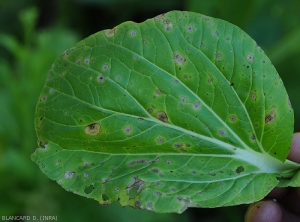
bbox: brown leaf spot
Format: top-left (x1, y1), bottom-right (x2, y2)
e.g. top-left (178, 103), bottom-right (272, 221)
top-left (265, 109), bottom-right (276, 124)
top-left (40, 95), bottom-right (47, 102)
top-left (123, 126), bottom-right (133, 134)
top-left (157, 137), bottom-right (164, 144)
top-left (208, 77), bottom-right (214, 83)
top-left (186, 25), bottom-right (194, 32)
top-left (246, 54), bottom-right (254, 62)
top-left (105, 28), bottom-right (117, 37)
top-left (250, 92), bottom-right (257, 101)
top-left (85, 123), bottom-right (101, 136)
top-left (193, 102), bottom-right (200, 110)
top-left (156, 111), bottom-right (168, 122)
top-left (216, 53), bottom-right (222, 60)
top-left (97, 75), bottom-right (106, 83)
top-left (155, 89), bottom-right (162, 96)
top-left (229, 115), bottom-right (237, 122)
top-left (218, 130), bottom-right (226, 136)
top-left (173, 53), bottom-right (186, 65)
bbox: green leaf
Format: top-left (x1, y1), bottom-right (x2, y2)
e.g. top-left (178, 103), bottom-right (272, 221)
top-left (32, 11), bottom-right (299, 213)
top-left (277, 168), bottom-right (300, 188)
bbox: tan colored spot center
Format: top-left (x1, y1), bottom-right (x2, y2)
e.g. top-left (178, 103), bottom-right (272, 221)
top-left (156, 111), bottom-right (168, 122)
top-left (105, 28), bottom-right (117, 37)
top-left (173, 53), bottom-right (186, 65)
top-left (85, 123), bottom-right (101, 136)
top-left (265, 110), bottom-right (276, 124)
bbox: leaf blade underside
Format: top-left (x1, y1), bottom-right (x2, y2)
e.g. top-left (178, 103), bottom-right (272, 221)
top-left (32, 11), bottom-right (296, 213)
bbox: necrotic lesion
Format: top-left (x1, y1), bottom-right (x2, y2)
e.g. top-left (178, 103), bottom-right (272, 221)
top-left (85, 123), bottom-right (101, 135)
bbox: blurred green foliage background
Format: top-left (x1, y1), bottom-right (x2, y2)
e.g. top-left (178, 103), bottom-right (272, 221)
top-left (0, 0), bottom-right (299, 221)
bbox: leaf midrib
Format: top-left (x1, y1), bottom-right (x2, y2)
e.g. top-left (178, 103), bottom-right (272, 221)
top-left (43, 83), bottom-right (240, 153)
top-left (40, 143), bottom-right (261, 185)
top-left (44, 80), bottom-right (290, 173)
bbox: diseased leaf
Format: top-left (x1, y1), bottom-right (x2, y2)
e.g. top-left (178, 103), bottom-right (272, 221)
top-left (277, 169), bottom-right (300, 188)
top-left (32, 11), bottom-right (300, 213)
